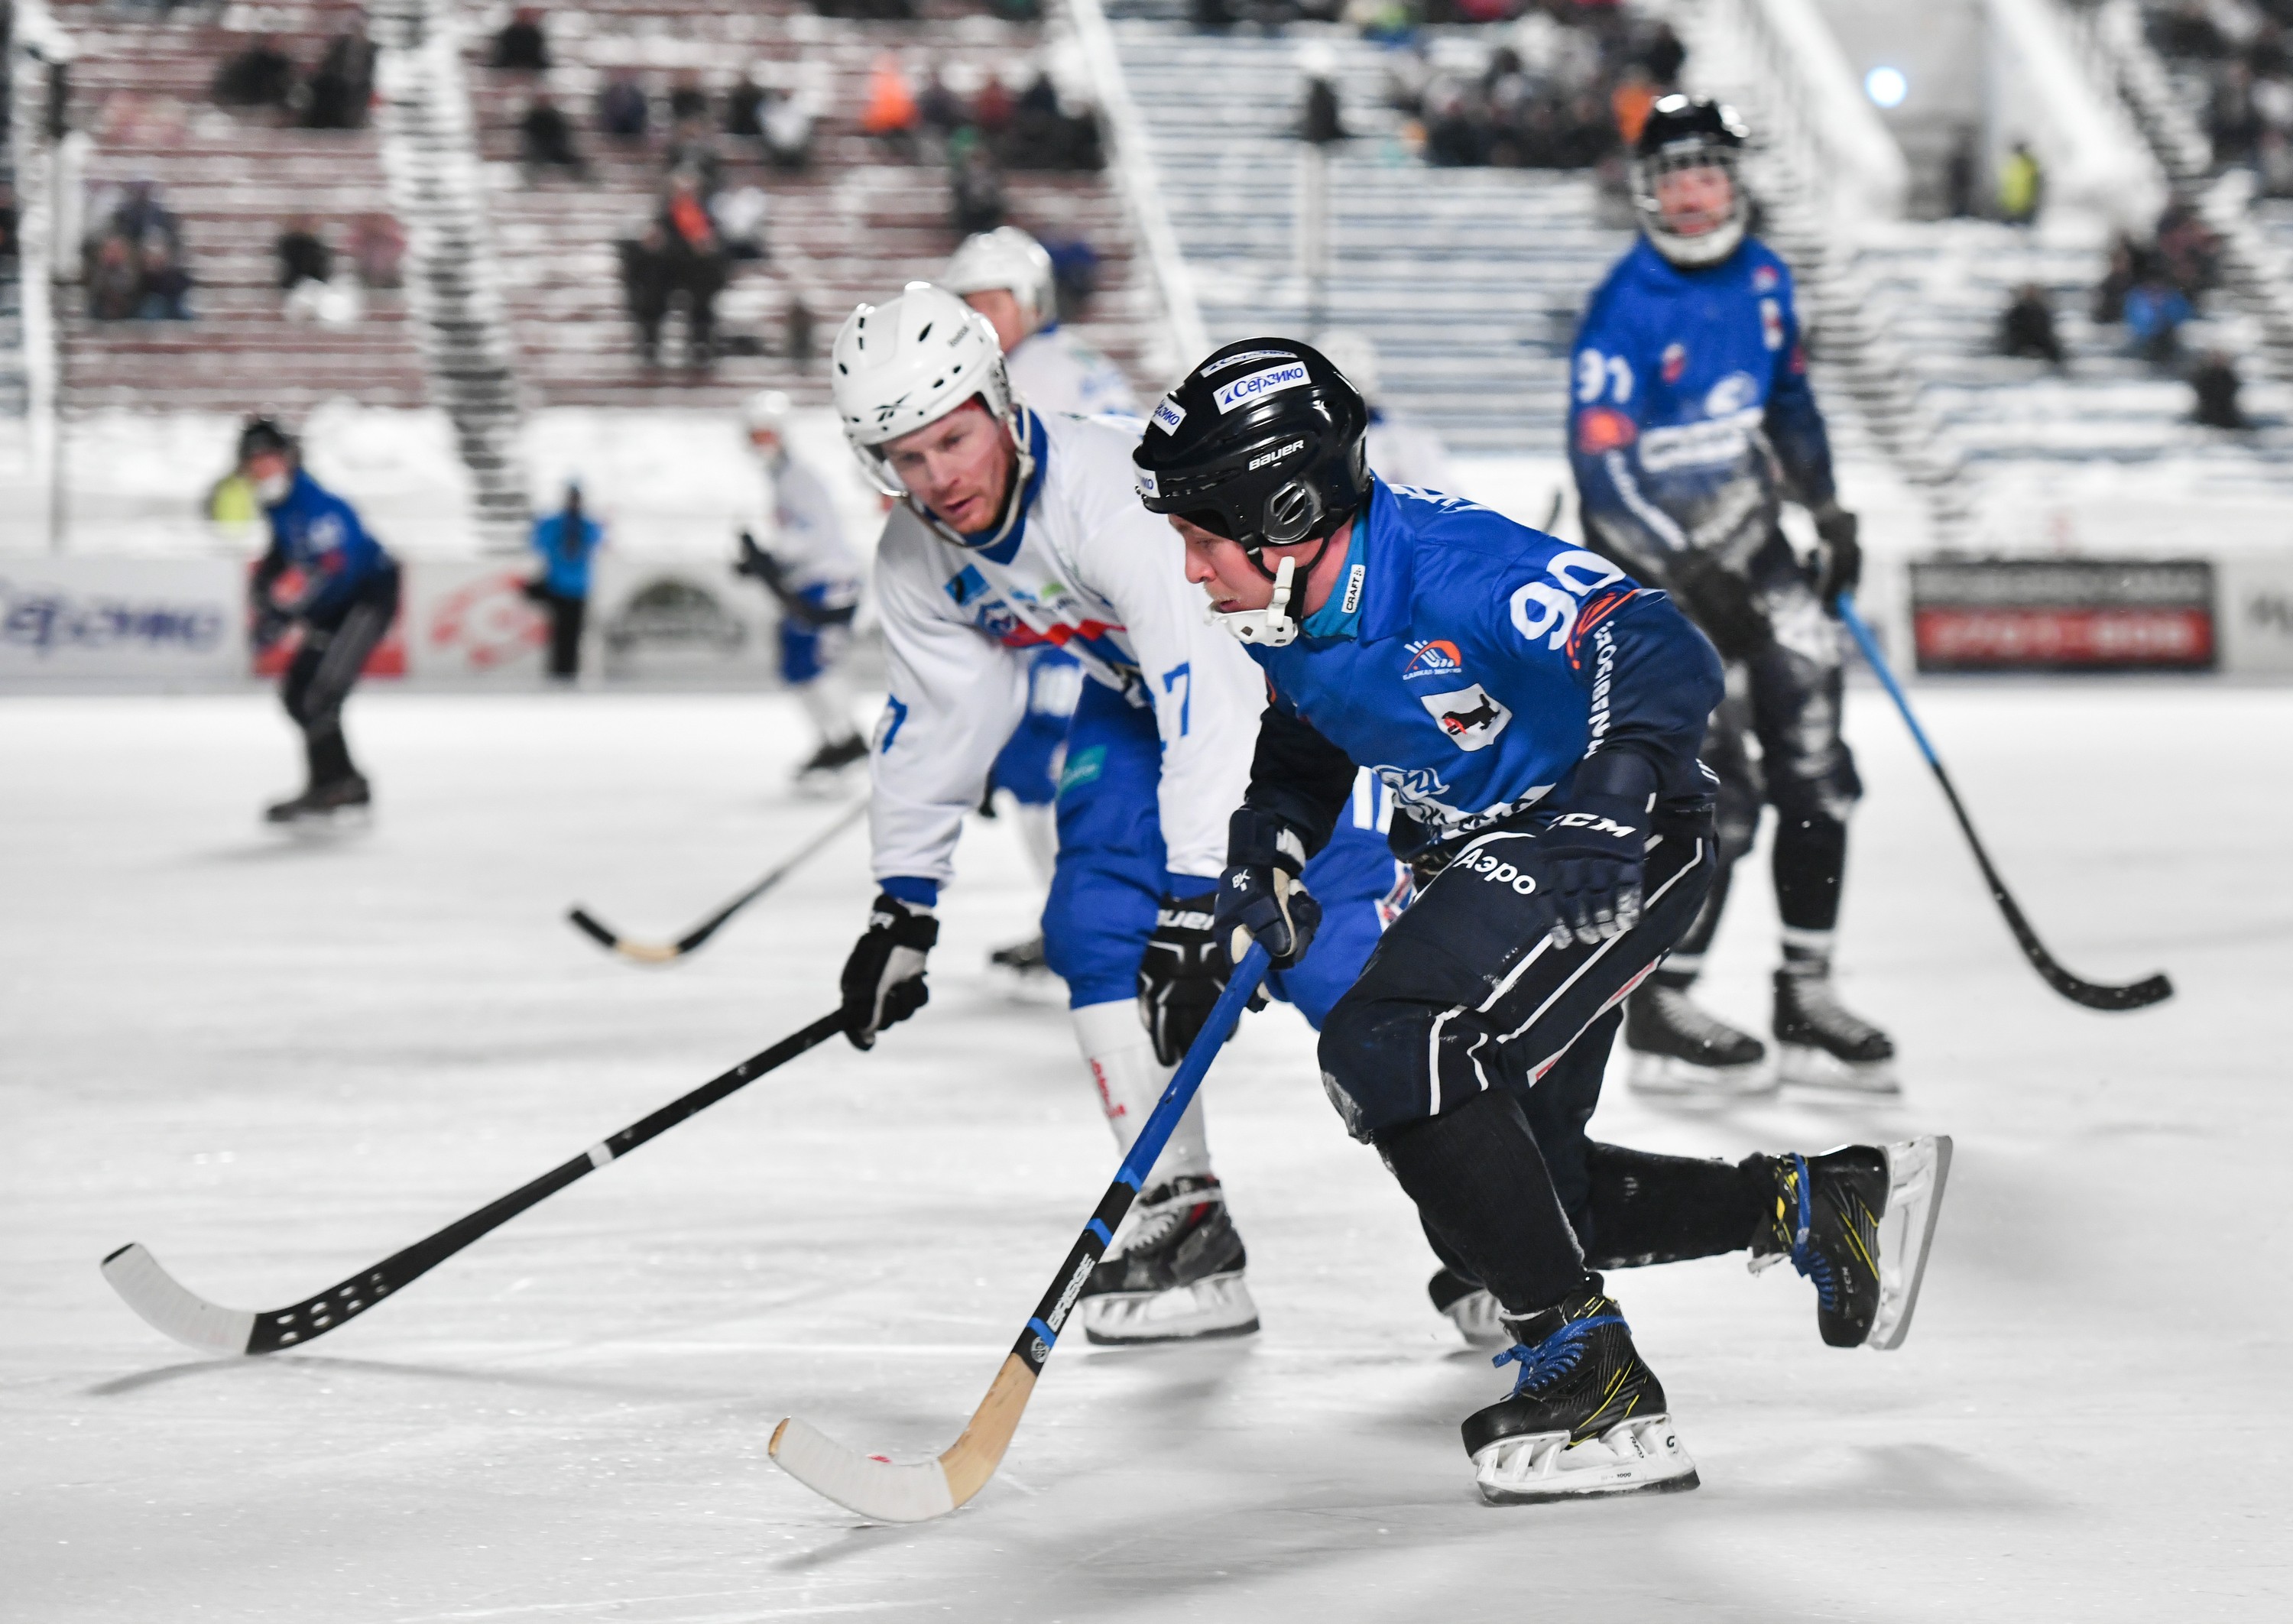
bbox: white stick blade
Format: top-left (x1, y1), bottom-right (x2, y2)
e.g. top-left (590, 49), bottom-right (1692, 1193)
top-left (769, 1416), bottom-right (958, 1524)
top-left (101, 1243), bottom-right (258, 1357)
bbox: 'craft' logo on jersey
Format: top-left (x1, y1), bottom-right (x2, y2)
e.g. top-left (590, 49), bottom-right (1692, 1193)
top-left (1418, 683), bottom-right (1512, 751)
top-left (1661, 342), bottom-right (1687, 384)
top-left (1402, 638), bottom-right (1464, 679)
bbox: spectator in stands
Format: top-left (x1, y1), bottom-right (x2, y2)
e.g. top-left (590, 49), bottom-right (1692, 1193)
top-left (1642, 23), bottom-right (1686, 89)
top-left (2154, 196), bottom-right (2220, 299)
top-left (1299, 68), bottom-right (1348, 146)
top-left (861, 54), bottom-right (921, 160)
top-left (2191, 351), bottom-right (2248, 429)
top-left (668, 77), bottom-right (711, 127)
top-left (2094, 232), bottom-right (2142, 323)
top-left (521, 93), bottom-right (590, 182)
top-left (1999, 283), bottom-right (2064, 366)
top-left (598, 74), bottom-right (650, 142)
top-left (350, 213), bottom-right (405, 288)
top-left (785, 293), bottom-right (816, 369)
top-left (973, 70), bottom-right (1014, 136)
top-left (214, 34), bottom-right (295, 111)
top-left (1946, 128), bottom-right (1979, 219)
top-left (712, 184), bottom-right (769, 261)
top-left (303, 28), bottom-right (375, 130)
top-left (527, 484), bottom-right (602, 682)
top-left (620, 224), bottom-right (676, 365)
top-left (1003, 72), bottom-right (1104, 170)
top-left (277, 216), bottom-right (333, 294)
top-left (2123, 276), bottom-right (2191, 366)
top-left (620, 172), bottom-right (729, 370)
top-left (762, 89), bottom-right (815, 170)
top-left (916, 67), bottom-right (964, 141)
top-left (492, 8), bottom-right (550, 73)
top-left (138, 239), bottom-right (193, 320)
top-left (664, 115), bottom-right (724, 199)
top-left (87, 234), bottom-right (141, 321)
top-left (1998, 140), bottom-right (2042, 225)
top-left (950, 140), bottom-right (1005, 235)
top-left (726, 73), bottom-right (768, 141)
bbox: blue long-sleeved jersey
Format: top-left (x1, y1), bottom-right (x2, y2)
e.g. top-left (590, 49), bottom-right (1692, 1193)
top-left (530, 510), bottom-right (604, 598)
top-left (1568, 237), bottom-right (1835, 579)
top-left (255, 469), bottom-right (395, 623)
top-left (1241, 479), bottom-right (1723, 854)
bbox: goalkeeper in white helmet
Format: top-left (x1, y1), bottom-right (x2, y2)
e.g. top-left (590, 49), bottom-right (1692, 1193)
top-left (731, 390), bottom-right (867, 789)
top-left (829, 284), bottom-right (1406, 1344)
top-left (941, 226), bottom-right (1137, 979)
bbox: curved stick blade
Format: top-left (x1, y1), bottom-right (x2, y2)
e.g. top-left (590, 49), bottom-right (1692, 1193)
top-left (770, 1417), bottom-right (958, 1523)
top-left (101, 1243), bottom-right (257, 1357)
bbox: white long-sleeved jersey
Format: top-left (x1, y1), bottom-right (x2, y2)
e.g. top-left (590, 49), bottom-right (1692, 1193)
top-left (1006, 324), bottom-right (1138, 419)
top-left (763, 451), bottom-right (857, 588)
top-left (869, 409), bottom-right (1261, 893)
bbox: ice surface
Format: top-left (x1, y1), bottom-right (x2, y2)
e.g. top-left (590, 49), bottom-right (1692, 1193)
top-left (2, 683), bottom-right (2288, 1620)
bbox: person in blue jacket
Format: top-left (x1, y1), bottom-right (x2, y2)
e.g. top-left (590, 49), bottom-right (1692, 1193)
top-left (242, 417), bottom-right (400, 823)
top-left (1132, 338), bottom-right (1951, 1505)
top-left (1569, 96), bottom-right (1894, 1097)
top-left (527, 481), bottom-right (604, 682)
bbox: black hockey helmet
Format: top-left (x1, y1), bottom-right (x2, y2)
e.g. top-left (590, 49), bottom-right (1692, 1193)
top-left (1132, 338), bottom-right (1370, 572)
top-left (237, 414), bottom-right (299, 467)
top-left (1630, 95), bottom-right (1751, 268)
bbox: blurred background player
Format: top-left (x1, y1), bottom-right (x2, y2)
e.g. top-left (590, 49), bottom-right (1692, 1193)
top-left (525, 481), bottom-right (602, 684)
top-left (731, 390), bottom-right (867, 791)
top-left (1569, 96), bottom-right (1894, 1098)
top-left (1314, 328), bottom-right (1455, 493)
top-left (829, 286), bottom-right (1401, 1344)
top-left (942, 226), bottom-right (1140, 981)
top-left (242, 416), bottom-right (400, 825)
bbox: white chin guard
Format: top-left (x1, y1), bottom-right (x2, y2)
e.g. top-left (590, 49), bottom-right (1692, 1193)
top-left (1214, 554), bottom-right (1299, 647)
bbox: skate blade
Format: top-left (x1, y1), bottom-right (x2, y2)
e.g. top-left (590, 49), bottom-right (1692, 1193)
top-left (1868, 1135), bottom-right (1952, 1350)
top-left (1472, 1415), bottom-right (1700, 1505)
top-left (1440, 1288), bottom-right (1512, 1349)
top-left (1080, 1272), bottom-right (1259, 1345)
top-left (1627, 1052), bottom-right (1776, 1099)
top-left (1775, 1044), bottom-right (1900, 1095)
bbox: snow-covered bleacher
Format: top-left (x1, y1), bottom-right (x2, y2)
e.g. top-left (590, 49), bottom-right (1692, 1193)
top-left (50, 0), bottom-right (427, 413)
top-left (461, 0), bottom-right (1159, 408)
top-left (1107, 15), bottom-right (1632, 455)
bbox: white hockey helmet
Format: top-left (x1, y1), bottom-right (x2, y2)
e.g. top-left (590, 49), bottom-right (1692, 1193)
top-left (939, 225), bottom-right (1058, 339)
top-left (1313, 328), bottom-right (1383, 407)
top-left (743, 389), bottom-right (793, 435)
top-left (830, 282), bottom-right (1030, 540)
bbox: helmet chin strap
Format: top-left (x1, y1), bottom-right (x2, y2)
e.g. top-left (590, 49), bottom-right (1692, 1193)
top-left (1215, 518), bottom-right (1343, 648)
top-left (910, 406), bottom-right (1038, 552)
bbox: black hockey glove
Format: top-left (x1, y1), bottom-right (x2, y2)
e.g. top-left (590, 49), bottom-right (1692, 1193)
top-left (1216, 808), bottom-right (1323, 970)
top-left (249, 602), bottom-right (294, 652)
top-left (1667, 551), bottom-right (1771, 664)
top-left (1137, 891), bottom-right (1225, 1066)
top-left (839, 892), bottom-right (939, 1050)
top-left (734, 530), bottom-right (789, 592)
top-left (1810, 504), bottom-right (1862, 612)
top-left (1532, 752), bottom-right (1654, 948)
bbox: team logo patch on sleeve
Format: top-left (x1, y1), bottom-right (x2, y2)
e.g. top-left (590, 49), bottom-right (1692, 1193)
top-left (1402, 638), bottom-right (1464, 679)
top-left (1752, 264), bottom-right (1780, 292)
top-left (1419, 683), bottom-right (1512, 751)
top-left (1661, 342), bottom-right (1687, 384)
top-left (1574, 407), bottom-right (1637, 455)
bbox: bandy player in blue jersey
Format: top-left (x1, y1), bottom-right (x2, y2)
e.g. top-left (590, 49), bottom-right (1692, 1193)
top-left (1571, 96), bottom-right (1894, 1097)
top-left (825, 285), bottom-right (1406, 1346)
top-left (1131, 339), bottom-right (1950, 1504)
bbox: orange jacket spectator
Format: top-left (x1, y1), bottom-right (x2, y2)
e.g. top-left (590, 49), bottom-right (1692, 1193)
top-left (861, 57), bottom-right (919, 136)
top-left (1611, 73), bottom-right (1657, 148)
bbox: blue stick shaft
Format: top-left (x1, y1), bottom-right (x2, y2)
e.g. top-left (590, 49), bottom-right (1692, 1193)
top-left (1837, 593), bottom-right (1941, 767)
top-left (1011, 942), bottom-right (1271, 1371)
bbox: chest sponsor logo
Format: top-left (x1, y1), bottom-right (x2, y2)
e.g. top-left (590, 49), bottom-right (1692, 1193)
top-left (1419, 682), bottom-right (1512, 750)
top-left (1704, 371), bottom-right (1759, 417)
top-left (1213, 362), bottom-right (1311, 413)
top-left (1402, 638), bottom-right (1464, 679)
top-left (1661, 342), bottom-right (1687, 384)
top-left (1638, 407), bottom-right (1763, 474)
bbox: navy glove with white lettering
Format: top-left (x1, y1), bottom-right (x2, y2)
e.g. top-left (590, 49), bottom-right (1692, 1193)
top-left (1217, 808), bottom-right (1322, 970)
top-left (1533, 750), bottom-right (1656, 948)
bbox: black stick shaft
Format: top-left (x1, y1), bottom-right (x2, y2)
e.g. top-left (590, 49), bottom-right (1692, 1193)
top-left (243, 1010), bottom-right (848, 1352)
top-left (676, 800), bottom-right (869, 951)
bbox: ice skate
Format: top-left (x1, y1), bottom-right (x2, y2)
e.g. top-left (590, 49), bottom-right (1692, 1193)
top-left (793, 734), bottom-right (867, 796)
top-left (1624, 984), bottom-right (1775, 1097)
top-left (264, 773), bottom-right (371, 825)
top-left (1772, 970), bottom-right (1897, 1093)
top-left (1461, 1288), bottom-right (1698, 1504)
top-left (1429, 1268), bottom-right (1508, 1347)
top-left (1079, 1175), bottom-right (1258, 1345)
top-left (1753, 1136), bottom-right (1950, 1349)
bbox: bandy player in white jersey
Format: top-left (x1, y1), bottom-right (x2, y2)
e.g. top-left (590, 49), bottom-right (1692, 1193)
top-left (940, 226), bottom-right (1137, 977)
top-left (828, 284), bottom-right (1404, 1344)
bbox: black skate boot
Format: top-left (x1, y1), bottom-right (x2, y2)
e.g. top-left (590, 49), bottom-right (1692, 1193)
top-left (264, 772), bottom-right (371, 825)
top-left (1773, 969), bottom-right (1897, 1093)
top-left (1625, 983), bottom-right (1773, 1098)
top-left (1753, 1138), bottom-right (1954, 1350)
top-left (1428, 1268), bottom-right (1508, 1347)
top-left (1079, 1174), bottom-right (1258, 1344)
top-left (987, 932), bottom-right (1054, 981)
top-left (1461, 1286), bottom-right (1699, 1503)
top-left (794, 734), bottom-right (867, 793)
